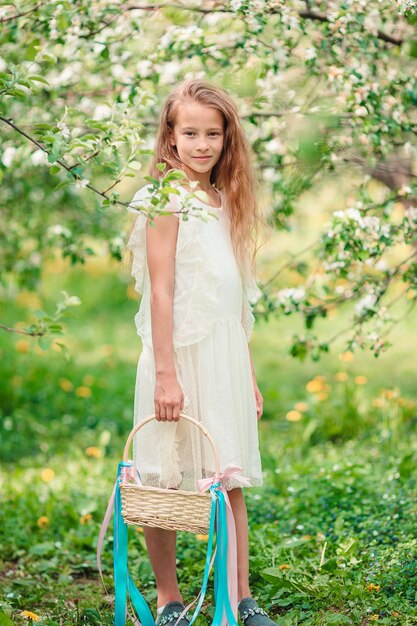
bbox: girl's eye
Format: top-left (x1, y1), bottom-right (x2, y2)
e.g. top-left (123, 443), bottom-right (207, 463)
top-left (184, 132), bottom-right (220, 136)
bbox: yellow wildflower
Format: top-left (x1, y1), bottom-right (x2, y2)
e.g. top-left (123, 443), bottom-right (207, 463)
top-left (16, 291), bottom-right (42, 308)
top-left (339, 351), bottom-right (354, 362)
top-left (40, 468), bottom-right (55, 482)
top-left (366, 583), bottom-right (381, 592)
top-left (83, 374), bottom-right (95, 386)
top-left (20, 610), bottom-right (41, 621)
top-left (372, 398), bottom-right (384, 408)
top-left (306, 379), bottom-right (323, 393)
top-left (76, 386), bottom-right (92, 398)
top-left (382, 389), bottom-right (398, 400)
top-left (370, 615), bottom-right (379, 621)
top-left (36, 516), bottom-right (49, 529)
top-left (80, 513), bottom-right (92, 525)
top-left (85, 446), bottom-right (102, 458)
top-left (59, 378), bottom-right (73, 392)
top-left (286, 410), bottom-right (302, 422)
top-left (355, 376), bottom-right (367, 385)
top-left (16, 340), bottom-right (30, 353)
top-left (136, 527), bottom-right (144, 533)
top-left (301, 535), bottom-right (313, 540)
top-left (314, 375), bottom-right (326, 382)
top-left (196, 534), bottom-right (208, 541)
top-left (392, 612), bottom-right (399, 617)
top-left (335, 372), bottom-right (348, 382)
top-left (279, 564), bottom-right (290, 570)
top-left (294, 402), bottom-right (309, 412)
top-left (317, 393), bottom-right (328, 401)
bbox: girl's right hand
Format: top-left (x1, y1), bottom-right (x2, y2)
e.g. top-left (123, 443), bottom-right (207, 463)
top-left (154, 375), bottom-right (185, 422)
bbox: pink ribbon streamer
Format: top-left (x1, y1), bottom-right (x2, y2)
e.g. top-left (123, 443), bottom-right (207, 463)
top-left (197, 464), bottom-right (251, 626)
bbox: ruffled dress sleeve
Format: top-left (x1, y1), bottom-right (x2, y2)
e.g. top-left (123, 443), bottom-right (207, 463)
top-left (126, 184), bottom-right (222, 350)
top-left (241, 269), bottom-right (262, 342)
top-left (126, 185), bottom-right (154, 297)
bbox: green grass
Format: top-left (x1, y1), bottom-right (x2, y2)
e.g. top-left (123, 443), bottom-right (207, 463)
top-left (0, 255), bottom-right (416, 625)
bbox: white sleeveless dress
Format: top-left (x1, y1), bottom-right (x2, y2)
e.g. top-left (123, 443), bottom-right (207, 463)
top-left (126, 184), bottom-right (263, 491)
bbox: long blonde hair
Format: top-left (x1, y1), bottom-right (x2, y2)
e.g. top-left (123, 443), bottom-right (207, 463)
top-left (124, 79), bottom-right (266, 281)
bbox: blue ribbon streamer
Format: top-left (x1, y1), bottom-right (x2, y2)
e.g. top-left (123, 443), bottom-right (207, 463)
top-left (111, 464), bottom-right (239, 626)
top-left (113, 461), bottom-right (156, 626)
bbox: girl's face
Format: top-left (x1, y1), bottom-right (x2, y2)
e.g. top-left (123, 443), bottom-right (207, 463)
top-left (169, 101), bottom-right (224, 182)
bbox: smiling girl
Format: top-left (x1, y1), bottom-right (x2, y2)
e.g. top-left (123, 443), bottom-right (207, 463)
top-left (126, 79), bottom-right (276, 626)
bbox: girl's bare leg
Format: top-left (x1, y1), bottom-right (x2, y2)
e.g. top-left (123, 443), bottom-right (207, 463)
top-left (142, 526), bottom-right (184, 608)
top-left (227, 487), bottom-right (252, 601)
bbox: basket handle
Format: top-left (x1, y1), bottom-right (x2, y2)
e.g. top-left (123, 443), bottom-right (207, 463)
top-left (122, 411), bottom-right (221, 475)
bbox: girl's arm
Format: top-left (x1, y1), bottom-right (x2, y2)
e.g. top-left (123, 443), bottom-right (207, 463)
top-left (248, 342), bottom-right (263, 421)
top-left (146, 212), bottom-right (184, 421)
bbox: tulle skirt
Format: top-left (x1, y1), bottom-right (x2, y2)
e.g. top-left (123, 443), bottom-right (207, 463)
top-left (132, 317), bottom-right (263, 492)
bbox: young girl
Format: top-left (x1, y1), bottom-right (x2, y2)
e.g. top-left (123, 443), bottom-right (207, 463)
top-left (125, 79), bottom-right (277, 626)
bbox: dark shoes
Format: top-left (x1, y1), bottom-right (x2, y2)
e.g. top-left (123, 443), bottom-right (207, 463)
top-left (156, 601), bottom-right (191, 626)
top-left (238, 597), bottom-right (278, 626)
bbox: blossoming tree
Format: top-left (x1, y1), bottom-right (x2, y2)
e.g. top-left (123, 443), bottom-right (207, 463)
top-left (1, 0), bottom-right (416, 359)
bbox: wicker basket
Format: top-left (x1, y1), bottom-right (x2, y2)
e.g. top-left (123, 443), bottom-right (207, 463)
top-left (119, 412), bottom-right (220, 534)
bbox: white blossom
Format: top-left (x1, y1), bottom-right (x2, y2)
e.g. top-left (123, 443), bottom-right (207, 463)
top-left (31, 149), bottom-right (48, 165)
top-left (355, 294), bottom-right (377, 315)
top-left (1, 146), bottom-right (17, 167)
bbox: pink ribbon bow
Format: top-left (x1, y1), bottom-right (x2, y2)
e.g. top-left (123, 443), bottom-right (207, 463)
top-left (197, 464), bottom-right (251, 626)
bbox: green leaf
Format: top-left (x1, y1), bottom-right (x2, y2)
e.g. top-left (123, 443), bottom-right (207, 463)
top-left (38, 336), bottom-right (52, 351)
top-left (29, 74), bottom-right (50, 86)
top-left (0, 611), bottom-right (14, 626)
top-left (49, 165), bottom-right (60, 175)
top-left (156, 162), bottom-right (167, 172)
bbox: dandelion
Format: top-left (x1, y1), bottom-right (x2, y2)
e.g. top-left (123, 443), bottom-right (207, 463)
top-left (20, 610), bottom-right (41, 621)
top-left (294, 402), bottom-right (309, 412)
top-left (85, 446), bottom-right (102, 458)
top-left (80, 513), bottom-right (92, 525)
top-left (306, 379), bottom-right (323, 393)
top-left (82, 374), bottom-right (95, 386)
top-left (36, 516), bottom-right (49, 528)
top-left (136, 527), bottom-right (144, 533)
top-left (317, 393), bottom-right (328, 401)
top-left (59, 378), bottom-right (73, 392)
top-left (196, 534), bottom-right (208, 541)
top-left (372, 398), bottom-right (384, 408)
top-left (370, 615), bottom-right (379, 621)
top-left (366, 583), bottom-right (381, 592)
top-left (381, 389), bottom-right (398, 400)
top-left (16, 339), bottom-right (30, 353)
top-left (355, 376), bottom-right (367, 385)
top-left (339, 351), bottom-right (354, 362)
top-left (286, 410), bottom-right (302, 422)
top-left (279, 564), bottom-right (290, 570)
top-left (41, 468), bottom-right (55, 482)
top-left (335, 372), bottom-right (348, 382)
top-left (76, 386), bottom-right (92, 398)
top-left (301, 535), bottom-right (313, 540)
